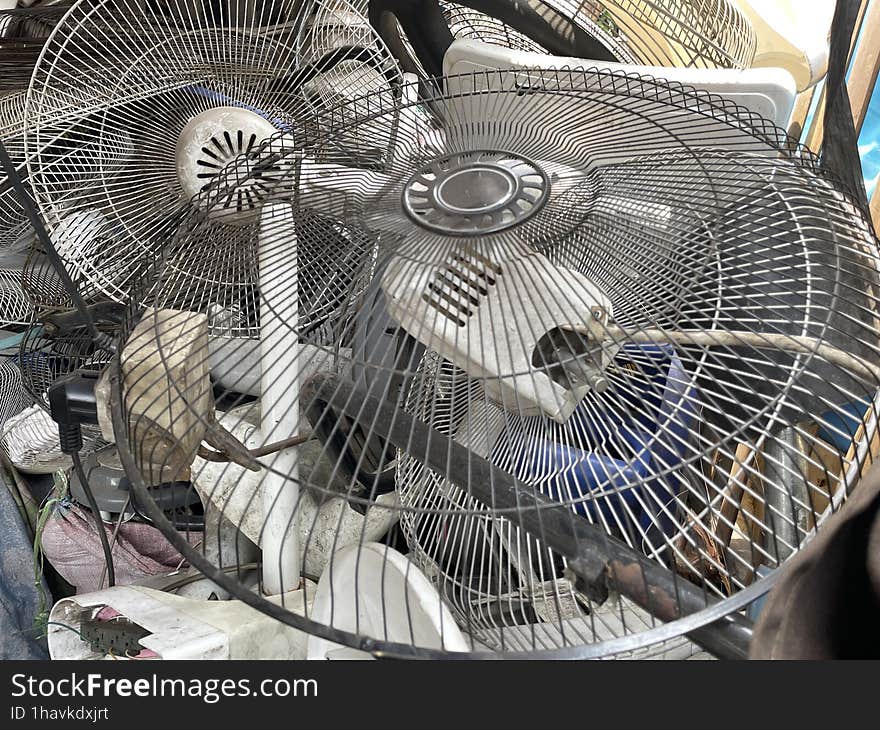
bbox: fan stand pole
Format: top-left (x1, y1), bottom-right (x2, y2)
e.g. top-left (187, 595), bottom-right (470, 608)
top-left (259, 202), bottom-right (301, 596)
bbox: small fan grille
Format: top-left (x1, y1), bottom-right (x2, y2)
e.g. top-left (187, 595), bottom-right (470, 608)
top-left (441, 2), bottom-right (545, 55)
top-left (0, 271), bottom-right (34, 327)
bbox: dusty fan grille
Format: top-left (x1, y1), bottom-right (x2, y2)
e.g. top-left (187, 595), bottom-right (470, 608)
top-left (108, 69), bottom-right (880, 658)
top-left (23, 0), bottom-right (403, 307)
top-left (385, 0), bottom-right (755, 74)
top-left (0, 2), bottom-right (71, 94)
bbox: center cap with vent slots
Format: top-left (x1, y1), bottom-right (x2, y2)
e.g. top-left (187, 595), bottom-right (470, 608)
top-left (175, 106), bottom-right (279, 223)
top-left (402, 151), bottom-right (550, 235)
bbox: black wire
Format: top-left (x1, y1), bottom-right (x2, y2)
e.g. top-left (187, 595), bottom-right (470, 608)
top-left (71, 451), bottom-right (115, 587)
top-left (0, 139), bottom-right (115, 354)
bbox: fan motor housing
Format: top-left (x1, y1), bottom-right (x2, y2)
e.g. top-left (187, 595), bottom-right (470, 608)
top-left (402, 150), bottom-right (549, 235)
top-left (382, 245), bottom-right (615, 422)
top-left (175, 106), bottom-right (280, 223)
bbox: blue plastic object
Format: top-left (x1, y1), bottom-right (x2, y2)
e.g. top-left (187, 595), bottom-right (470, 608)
top-left (0, 329), bottom-right (37, 351)
top-left (746, 565), bottom-right (774, 622)
top-left (497, 345), bottom-right (697, 549)
top-left (817, 400), bottom-right (871, 453)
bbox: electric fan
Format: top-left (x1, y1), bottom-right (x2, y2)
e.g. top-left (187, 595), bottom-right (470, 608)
top-left (22, 0), bottom-right (404, 304)
top-left (1, 91), bottom-right (32, 218)
top-left (0, 187), bottom-right (65, 329)
top-left (0, 1), bottom-right (71, 95)
top-left (0, 91), bottom-right (43, 327)
top-left (368, 0), bottom-right (832, 126)
top-left (370, 0), bottom-right (757, 74)
top-left (10, 0), bottom-right (404, 420)
top-left (0, 1), bottom-right (64, 238)
top-left (0, 189), bottom-right (32, 327)
top-left (84, 68), bottom-right (880, 660)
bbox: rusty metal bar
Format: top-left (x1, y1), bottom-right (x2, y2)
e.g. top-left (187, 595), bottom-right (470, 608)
top-left (304, 372), bottom-right (753, 659)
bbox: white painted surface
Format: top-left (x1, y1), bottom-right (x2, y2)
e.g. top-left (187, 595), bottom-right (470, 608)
top-left (307, 543), bottom-right (469, 659)
top-left (258, 203), bottom-right (301, 595)
top-left (48, 584), bottom-right (315, 660)
top-left (444, 40), bottom-right (797, 127)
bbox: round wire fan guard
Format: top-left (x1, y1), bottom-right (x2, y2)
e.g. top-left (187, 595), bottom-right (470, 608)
top-left (110, 69), bottom-right (880, 658)
top-left (22, 0), bottom-right (403, 302)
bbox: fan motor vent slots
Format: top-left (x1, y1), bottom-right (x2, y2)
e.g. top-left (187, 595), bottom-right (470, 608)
top-left (422, 250), bottom-right (502, 326)
top-left (195, 129), bottom-right (279, 215)
top-left (196, 129), bottom-right (260, 187)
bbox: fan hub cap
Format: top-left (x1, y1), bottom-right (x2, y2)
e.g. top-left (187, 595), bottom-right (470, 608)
top-left (402, 151), bottom-right (549, 235)
top-left (175, 106), bottom-right (279, 223)
top-left (434, 166), bottom-right (516, 213)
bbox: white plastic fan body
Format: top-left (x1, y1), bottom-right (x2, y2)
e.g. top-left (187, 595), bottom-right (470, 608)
top-left (307, 543), bottom-right (469, 659)
top-left (733, 0), bottom-right (834, 91)
top-left (436, 0), bottom-right (829, 93)
top-left (444, 39), bottom-right (797, 127)
top-left (382, 244), bottom-right (614, 423)
top-left (175, 106), bottom-right (280, 209)
top-left (258, 202), bottom-right (301, 595)
top-left (290, 146), bottom-right (630, 428)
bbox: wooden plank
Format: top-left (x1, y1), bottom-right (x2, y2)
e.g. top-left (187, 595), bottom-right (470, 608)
top-left (805, 431), bottom-right (842, 523)
top-left (871, 179), bottom-right (880, 233)
top-left (714, 442), bottom-right (753, 548)
top-left (846, 0), bottom-right (880, 133)
top-left (787, 86), bottom-right (818, 140)
top-left (804, 0), bottom-right (871, 151)
top-left (843, 404), bottom-right (880, 478)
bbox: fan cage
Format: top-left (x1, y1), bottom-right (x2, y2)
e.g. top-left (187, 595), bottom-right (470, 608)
top-left (580, 0), bottom-right (758, 69)
top-left (441, 2), bottom-right (561, 57)
top-left (0, 357), bottom-right (32, 428)
top-left (98, 69), bottom-right (880, 658)
top-left (128, 65), bottom-right (824, 337)
top-left (22, 0), bottom-right (403, 305)
top-left (391, 0), bottom-right (755, 75)
top-left (0, 2), bottom-right (71, 93)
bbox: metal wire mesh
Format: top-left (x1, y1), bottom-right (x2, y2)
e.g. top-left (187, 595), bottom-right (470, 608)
top-left (0, 2), bottom-right (71, 94)
top-left (584, 0), bottom-right (757, 68)
top-left (0, 263), bottom-right (34, 327)
top-left (379, 0), bottom-right (756, 75)
top-left (0, 356), bottom-right (31, 428)
top-left (441, 2), bottom-right (546, 56)
top-left (23, 0), bottom-right (403, 304)
top-left (106, 69), bottom-right (880, 658)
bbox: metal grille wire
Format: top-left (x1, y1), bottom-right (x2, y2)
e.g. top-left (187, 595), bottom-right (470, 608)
top-left (381, 0), bottom-right (755, 73)
top-left (107, 69), bottom-right (880, 657)
top-left (0, 2), bottom-right (71, 94)
top-left (22, 0), bottom-right (403, 311)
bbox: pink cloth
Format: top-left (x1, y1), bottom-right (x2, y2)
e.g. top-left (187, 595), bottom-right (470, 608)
top-left (41, 503), bottom-right (188, 593)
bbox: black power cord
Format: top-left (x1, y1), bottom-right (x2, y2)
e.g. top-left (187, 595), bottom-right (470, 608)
top-left (70, 451), bottom-right (116, 588)
top-left (50, 373), bottom-right (116, 587)
top-left (0, 126), bottom-right (118, 589)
